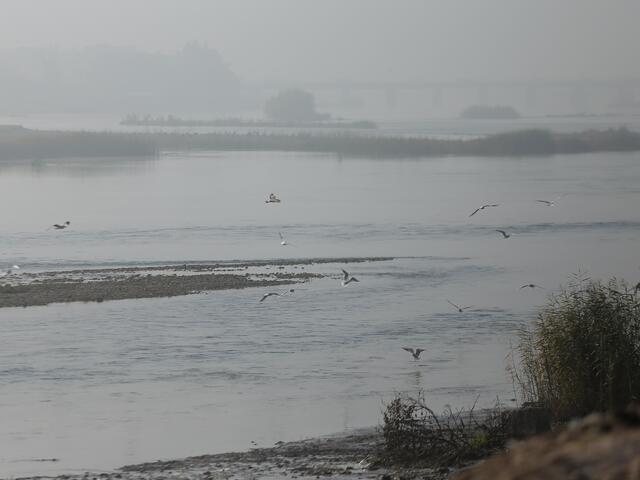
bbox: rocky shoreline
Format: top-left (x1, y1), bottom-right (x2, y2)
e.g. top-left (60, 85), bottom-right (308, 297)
top-left (0, 257), bottom-right (392, 308)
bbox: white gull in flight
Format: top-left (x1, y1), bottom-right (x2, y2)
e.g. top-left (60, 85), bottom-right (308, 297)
top-left (447, 300), bottom-right (473, 313)
top-left (469, 204), bottom-right (499, 217)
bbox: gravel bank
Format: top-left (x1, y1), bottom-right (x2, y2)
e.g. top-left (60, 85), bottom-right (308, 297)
top-left (0, 257), bottom-right (392, 308)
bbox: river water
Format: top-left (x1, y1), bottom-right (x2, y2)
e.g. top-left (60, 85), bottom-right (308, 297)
top-left (1, 148), bottom-right (640, 476)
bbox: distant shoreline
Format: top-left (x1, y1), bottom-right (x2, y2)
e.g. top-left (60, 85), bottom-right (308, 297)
top-left (120, 114), bottom-right (378, 129)
top-left (2, 125), bottom-right (640, 160)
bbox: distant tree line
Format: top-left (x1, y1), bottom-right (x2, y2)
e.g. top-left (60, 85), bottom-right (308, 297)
top-left (2, 127), bottom-right (640, 161)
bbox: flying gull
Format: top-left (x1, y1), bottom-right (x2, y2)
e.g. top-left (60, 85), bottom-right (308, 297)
top-left (520, 284), bottom-right (544, 290)
top-left (495, 229), bottom-right (511, 239)
top-left (469, 204), bottom-right (499, 217)
top-left (278, 232), bottom-right (294, 246)
top-left (260, 292), bottom-right (281, 302)
top-left (341, 269), bottom-right (359, 287)
top-left (536, 194), bottom-right (566, 207)
top-left (447, 300), bottom-right (473, 313)
top-left (402, 347), bottom-right (424, 360)
top-left (259, 288), bottom-right (295, 302)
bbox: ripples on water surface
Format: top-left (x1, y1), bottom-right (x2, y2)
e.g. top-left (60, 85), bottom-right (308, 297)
top-left (1, 150), bottom-right (640, 476)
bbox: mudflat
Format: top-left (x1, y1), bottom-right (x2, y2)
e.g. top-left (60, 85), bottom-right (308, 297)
top-left (8, 427), bottom-right (449, 480)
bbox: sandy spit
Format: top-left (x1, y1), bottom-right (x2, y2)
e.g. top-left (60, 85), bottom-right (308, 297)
top-left (0, 257), bottom-right (392, 308)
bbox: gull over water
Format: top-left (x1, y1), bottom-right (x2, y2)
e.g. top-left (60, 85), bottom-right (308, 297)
top-left (447, 300), bottom-right (473, 313)
top-left (278, 232), bottom-right (294, 246)
top-left (259, 289), bottom-right (295, 302)
top-left (341, 269), bottom-right (359, 287)
top-left (469, 204), bottom-right (499, 217)
top-left (402, 347), bottom-right (424, 360)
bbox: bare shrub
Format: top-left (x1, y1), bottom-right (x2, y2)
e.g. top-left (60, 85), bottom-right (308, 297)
top-left (380, 392), bottom-right (509, 466)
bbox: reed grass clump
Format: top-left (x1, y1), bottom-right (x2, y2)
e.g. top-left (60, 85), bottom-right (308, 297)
top-left (515, 278), bottom-right (640, 420)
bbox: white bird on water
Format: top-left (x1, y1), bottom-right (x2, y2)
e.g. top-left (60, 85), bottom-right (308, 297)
top-left (341, 269), bottom-right (359, 287)
top-left (0, 265), bottom-right (20, 277)
top-left (469, 204), bottom-right (499, 217)
top-left (265, 193), bottom-right (281, 204)
top-left (49, 221), bottom-right (71, 230)
top-left (447, 300), bottom-right (473, 313)
top-left (402, 347), bottom-right (424, 360)
top-left (495, 229), bottom-right (511, 239)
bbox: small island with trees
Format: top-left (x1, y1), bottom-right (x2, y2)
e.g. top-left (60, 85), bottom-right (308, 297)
top-left (121, 88), bottom-right (377, 130)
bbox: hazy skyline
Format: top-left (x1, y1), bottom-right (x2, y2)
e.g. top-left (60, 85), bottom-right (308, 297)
top-left (2, 0), bottom-right (639, 83)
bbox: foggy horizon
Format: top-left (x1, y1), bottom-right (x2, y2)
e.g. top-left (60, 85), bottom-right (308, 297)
top-left (2, 0), bottom-right (639, 84)
top-left (3, 2), bottom-right (640, 478)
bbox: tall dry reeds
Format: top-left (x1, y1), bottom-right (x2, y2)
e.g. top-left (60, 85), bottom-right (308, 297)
top-left (514, 277), bottom-right (640, 420)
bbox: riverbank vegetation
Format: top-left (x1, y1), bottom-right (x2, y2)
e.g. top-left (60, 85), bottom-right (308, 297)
top-left (2, 125), bottom-right (640, 160)
top-left (514, 277), bottom-right (640, 420)
top-left (380, 276), bottom-right (640, 469)
top-left (0, 125), bottom-right (155, 159)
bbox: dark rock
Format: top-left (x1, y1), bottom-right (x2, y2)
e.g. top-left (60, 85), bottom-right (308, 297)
top-left (453, 406), bottom-right (640, 479)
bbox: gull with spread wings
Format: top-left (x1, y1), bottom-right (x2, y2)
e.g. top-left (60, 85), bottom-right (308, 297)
top-left (447, 300), bottom-right (473, 313)
top-left (341, 269), bottom-right (359, 287)
top-left (402, 347), bottom-right (424, 360)
top-left (469, 204), bottom-right (499, 217)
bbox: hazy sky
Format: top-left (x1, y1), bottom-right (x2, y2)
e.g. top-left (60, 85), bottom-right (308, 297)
top-left (2, 0), bottom-right (639, 83)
